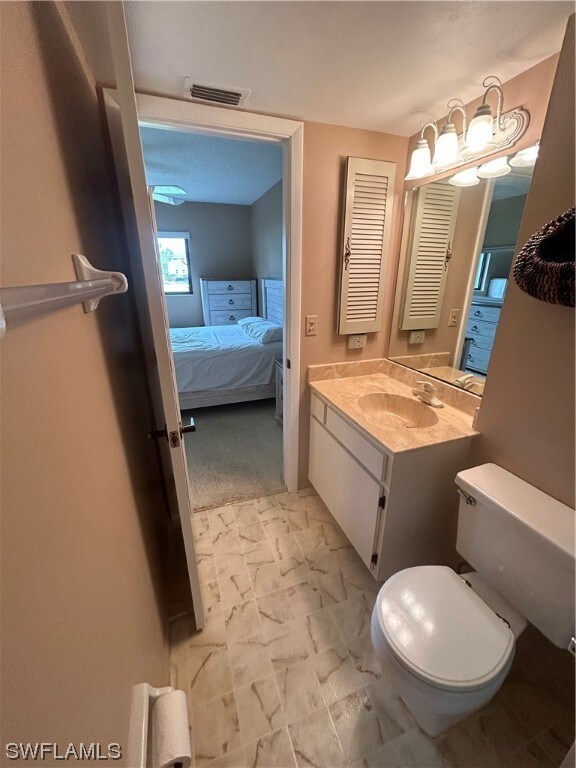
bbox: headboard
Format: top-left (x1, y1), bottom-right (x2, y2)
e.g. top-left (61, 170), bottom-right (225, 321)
top-left (261, 278), bottom-right (283, 325)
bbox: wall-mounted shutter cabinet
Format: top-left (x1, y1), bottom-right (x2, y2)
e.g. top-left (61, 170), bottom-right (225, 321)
top-left (401, 181), bottom-right (461, 331)
top-left (338, 157), bottom-right (396, 334)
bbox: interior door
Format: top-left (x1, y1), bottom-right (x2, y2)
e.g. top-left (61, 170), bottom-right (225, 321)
top-left (103, 4), bottom-right (204, 628)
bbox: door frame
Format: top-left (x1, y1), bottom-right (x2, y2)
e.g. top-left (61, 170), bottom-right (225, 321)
top-left (128, 93), bottom-right (303, 492)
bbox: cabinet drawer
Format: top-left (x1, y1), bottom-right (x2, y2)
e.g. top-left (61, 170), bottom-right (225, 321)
top-left (466, 319), bottom-right (497, 343)
top-left (325, 408), bottom-right (386, 481)
top-left (207, 280), bottom-right (254, 295)
top-left (468, 334), bottom-right (493, 352)
top-left (469, 305), bottom-right (501, 323)
top-left (210, 309), bottom-right (253, 325)
top-left (209, 293), bottom-right (253, 310)
top-left (310, 394), bottom-right (326, 424)
top-left (466, 347), bottom-right (491, 374)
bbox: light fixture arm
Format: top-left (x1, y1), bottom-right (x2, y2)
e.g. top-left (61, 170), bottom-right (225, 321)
top-left (447, 99), bottom-right (467, 135)
top-left (481, 76), bottom-right (505, 131)
top-left (420, 121), bottom-right (439, 142)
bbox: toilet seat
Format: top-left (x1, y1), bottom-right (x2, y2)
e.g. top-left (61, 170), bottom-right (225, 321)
top-left (374, 565), bottom-right (515, 692)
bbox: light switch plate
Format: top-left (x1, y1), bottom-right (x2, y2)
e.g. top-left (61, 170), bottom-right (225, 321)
top-left (449, 309), bottom-right (460, 327)
top-left (305, 315), bottom-right (318, 336)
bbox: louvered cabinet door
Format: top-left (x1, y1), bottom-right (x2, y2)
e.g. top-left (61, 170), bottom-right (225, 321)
top-left (338, 157), bottom-right (396, 334)
top-left (401, 181), bottom-right (461, 330)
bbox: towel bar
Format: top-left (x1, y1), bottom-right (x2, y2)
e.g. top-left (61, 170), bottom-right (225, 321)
top-left (0, 254), bottom-right (128, 340)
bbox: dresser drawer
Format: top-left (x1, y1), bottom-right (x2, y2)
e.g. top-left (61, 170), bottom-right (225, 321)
top-left (469, 305), bottom-right (501, 324)
top-left (210, 309), bottom-right (253, 325)
top-left (467, 319), bottom-right (498, 343)
top-left (466, 347), bottom-right (491, 374)
top-left (209, 293), bottom-right (253, 310)
top-left (468, 334), bottom-right (494, 352)
top-left (207, 280), bottom-right (254, 295)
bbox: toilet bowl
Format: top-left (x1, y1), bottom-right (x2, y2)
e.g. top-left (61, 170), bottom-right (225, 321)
top-left (370, 565), bottom-right (517, 736)
top-left (368, 463), bottom-right (575, 738)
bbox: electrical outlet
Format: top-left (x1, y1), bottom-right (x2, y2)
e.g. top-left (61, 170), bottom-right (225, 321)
top-left (347, 334), bottom-right (367, 349)
top-left (448, 309), bottom-right (460, 327)
top-left (409, 330), bottom-right (425, 345)
top-left (305, 315), bottom-right (318, 336)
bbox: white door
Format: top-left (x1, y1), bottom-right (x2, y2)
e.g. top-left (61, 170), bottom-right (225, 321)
top-left (104, 4), bottom-right (204, 628)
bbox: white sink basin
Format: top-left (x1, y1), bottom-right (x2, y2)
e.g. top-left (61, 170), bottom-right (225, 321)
top-left (357, 393), bottom-right (439, 429)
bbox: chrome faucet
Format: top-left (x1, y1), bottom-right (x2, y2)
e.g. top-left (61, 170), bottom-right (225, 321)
top-left (412, 381), bottom-right (444, 408)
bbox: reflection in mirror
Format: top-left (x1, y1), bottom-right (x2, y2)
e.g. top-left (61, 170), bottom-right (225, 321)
top-left (389, 161), bottom-right (535, 396)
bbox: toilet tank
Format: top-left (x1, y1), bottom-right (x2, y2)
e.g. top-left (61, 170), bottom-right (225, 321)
top-left (455, 463), bottom-right (575, 649)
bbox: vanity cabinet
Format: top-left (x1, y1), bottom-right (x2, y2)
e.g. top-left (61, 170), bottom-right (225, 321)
top-left (309, 393), bottom-right (474, 581)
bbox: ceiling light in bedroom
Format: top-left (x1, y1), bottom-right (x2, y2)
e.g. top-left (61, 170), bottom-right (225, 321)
top-left (152, 185), bottom-right (188, 205)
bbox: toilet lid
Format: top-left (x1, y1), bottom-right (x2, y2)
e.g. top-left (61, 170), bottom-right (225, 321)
top-left (377, 566), bottom-right (514, 692)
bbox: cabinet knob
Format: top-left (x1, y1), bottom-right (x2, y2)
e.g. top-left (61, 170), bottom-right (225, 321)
top-left (228, 284), bottom-right (233, 290)
top-left (471, 325), bottom-right (480, 332)
top-left (474, 310), bottom-right (482, 317)
top-left (229, 299), bottom-right (234, 305)
top-left (229, 315), bottom-right (235, 321)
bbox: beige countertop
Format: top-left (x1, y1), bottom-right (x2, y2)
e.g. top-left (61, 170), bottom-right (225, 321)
top-left (310, 372), bottom-right (478, 454)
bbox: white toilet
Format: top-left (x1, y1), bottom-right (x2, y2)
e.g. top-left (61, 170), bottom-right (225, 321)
top-left (370, 463), bottom-right (575, 737)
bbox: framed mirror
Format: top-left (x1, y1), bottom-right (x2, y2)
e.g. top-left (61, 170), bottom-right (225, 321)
top-left (388, 161), bottom-right (535, 395)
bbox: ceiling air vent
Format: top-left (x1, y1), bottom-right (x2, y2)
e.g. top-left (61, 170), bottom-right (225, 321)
top-left (183, 78), bottom-right (251, 108)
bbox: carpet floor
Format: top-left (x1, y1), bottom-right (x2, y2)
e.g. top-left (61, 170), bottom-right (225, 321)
top-left (183, 399), bottom-right (285, 511)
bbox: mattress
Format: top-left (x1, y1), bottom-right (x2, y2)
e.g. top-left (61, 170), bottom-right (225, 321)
top-left (169, 324), bottom-right (282, 395)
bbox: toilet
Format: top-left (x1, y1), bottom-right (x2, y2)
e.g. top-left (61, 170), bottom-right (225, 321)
top-left (370, 463), bottom-right (575, 737)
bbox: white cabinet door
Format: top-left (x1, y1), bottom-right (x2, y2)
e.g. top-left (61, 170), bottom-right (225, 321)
top-left (333, 446), bottom-right (382, 569)
top-left (309, 418), bottom-right (338, 514)
top-left (309, 418), bottom-right (382, 569)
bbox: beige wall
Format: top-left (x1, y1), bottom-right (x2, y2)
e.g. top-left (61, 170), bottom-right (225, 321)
top-left (299, 122), bottom-right (409, 483)
top-left (155, 200), bottom-right (253, 327)
top-left (472, 15), bottom-right (575, 508)
top-left (0, 3), bottom-right (169, 761)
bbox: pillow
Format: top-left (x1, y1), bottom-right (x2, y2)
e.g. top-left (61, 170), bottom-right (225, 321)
top-left (239, 317), bottom-right (283, 344)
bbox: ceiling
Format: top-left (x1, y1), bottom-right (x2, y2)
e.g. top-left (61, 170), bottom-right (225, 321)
top-left (140, 126), bottom-right (283, 205)
top-left (120, 1), bottom-right (573, 135)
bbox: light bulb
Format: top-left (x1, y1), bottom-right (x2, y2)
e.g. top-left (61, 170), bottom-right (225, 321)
top-left (477, 156), bottom-right (511, 178)
top-left (405, 138), bottom-right (434, 180)
top-left (509, 144), bottom-right (539, 167)
top-left (433, 124), bottom-right (459, 168)
top-left (466, 104), bottom-right (494, 152)
top-left (449, 167), bottom-right (480, 187)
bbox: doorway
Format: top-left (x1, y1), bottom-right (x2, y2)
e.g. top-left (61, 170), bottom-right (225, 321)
top-left (135, 94), bottom-right (303, 507)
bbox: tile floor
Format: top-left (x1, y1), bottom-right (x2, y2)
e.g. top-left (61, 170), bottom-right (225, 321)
top-left (171, 489), bottom-right (574, 768)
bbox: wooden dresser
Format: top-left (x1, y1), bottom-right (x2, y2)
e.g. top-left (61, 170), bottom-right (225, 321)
top-left (199, 279), bottom-right (257, 326)
top-left (465, 299), bottom-right (502, 375)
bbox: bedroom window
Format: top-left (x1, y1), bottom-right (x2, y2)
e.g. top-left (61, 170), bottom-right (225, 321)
top-left (156, 232), bottom-right (193, 293)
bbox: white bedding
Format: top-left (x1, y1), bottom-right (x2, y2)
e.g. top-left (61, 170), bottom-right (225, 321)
top-left (169, 324), bottom-right (282, 395)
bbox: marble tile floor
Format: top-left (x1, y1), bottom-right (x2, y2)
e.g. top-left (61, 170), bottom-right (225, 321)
top-left (171, 489), bottom-right (574, 768)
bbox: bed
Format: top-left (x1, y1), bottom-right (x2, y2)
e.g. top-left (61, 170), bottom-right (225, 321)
top-left (170, 278), bottom-right (283, 410)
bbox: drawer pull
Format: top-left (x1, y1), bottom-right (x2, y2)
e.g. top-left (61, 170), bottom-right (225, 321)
top-left (229, 315), bottom-right (235, 321)
top-left (228, 284), bottom-right (233, 290)
top-left (229, 299), bottom-right (234, 305)
top-left (474, 310), bottom-right (482, 317)
top-left (471, 325), bottom-right (480, 332)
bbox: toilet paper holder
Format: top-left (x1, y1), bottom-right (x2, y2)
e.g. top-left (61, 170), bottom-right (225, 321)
top-left (126, 683), bottom-right (191, 768)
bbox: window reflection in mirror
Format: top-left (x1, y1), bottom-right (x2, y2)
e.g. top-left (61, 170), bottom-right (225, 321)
top-left (389, 161), bottom-right (535, 396)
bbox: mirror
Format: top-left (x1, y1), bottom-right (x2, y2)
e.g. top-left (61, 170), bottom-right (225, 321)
top-left (388, 160), bottom-right (535, 395)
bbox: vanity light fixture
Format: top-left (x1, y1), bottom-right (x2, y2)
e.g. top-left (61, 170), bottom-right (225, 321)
top-left (477, 156), bottom-right (511, 179)
top-left (433, 100), bottom-right (467, 169)
top-left (509, 143), bottom-right (539, 168)
top-left (465, 76), bottom-right (505, 153)
top-left (405, 122), bottom-right (438, 180)
top-left (448, 166), bottom-right (480, 187)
